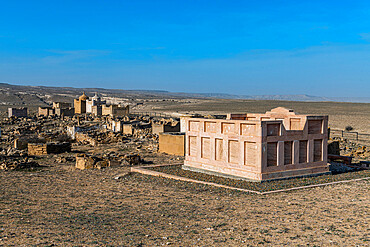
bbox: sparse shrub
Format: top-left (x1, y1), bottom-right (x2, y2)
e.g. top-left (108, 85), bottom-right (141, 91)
top-left (345, 126), bottom-right (353, 131)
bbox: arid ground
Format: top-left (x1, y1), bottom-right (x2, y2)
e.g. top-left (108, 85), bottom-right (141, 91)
top-left (151, 99), bottom-right (370, 133)
top-left (0, 162), bottom-right (369, 246)
top-left (0, 99), bottom-right (369, 246)
top-left (0, 146), bottom-right (369, 247)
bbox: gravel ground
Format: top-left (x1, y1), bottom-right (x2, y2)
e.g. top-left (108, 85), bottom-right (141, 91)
top-left (0, 160), bottom-right (369, 246)
top-left (147, 164), bottom-right (369, 193)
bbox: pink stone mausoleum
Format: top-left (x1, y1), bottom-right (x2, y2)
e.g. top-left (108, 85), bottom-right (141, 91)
top-left (182, 107), bottom-right (329, 181)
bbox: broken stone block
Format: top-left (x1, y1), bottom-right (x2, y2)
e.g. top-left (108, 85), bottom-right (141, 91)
top-left (76, 155), bottom-right (96, 170)
top-left (75, 154), bottom-right (119, 170)
top-left (122, 154), bottom-right (141, 166)
top-left (328, 140), bottom-right (340, 155)
top-left (0, 157), bottom-right (40, 170)
top-left (95, 160), bottom-right (109, 169)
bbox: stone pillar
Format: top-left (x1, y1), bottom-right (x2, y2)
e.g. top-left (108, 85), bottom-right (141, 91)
top-left (322, 138), bottom-right (328, 163)
top-left (261, 142), bottom-right (267, 173)
top-left (196, 135), bottom-right (201, 161)
top-left (293, 140), bottom-right (300, 164)
top-left (239, 140), bottom-right (245, 166)
top-left (277, 141), bottom-right (284, 166)
top-left (308, 139), bottom-right (314, 163)
top-left (210, 137), bottom-right (216, 161)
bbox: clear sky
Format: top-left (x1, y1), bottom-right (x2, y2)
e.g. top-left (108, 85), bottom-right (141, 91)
top-left (0, 0), bottom-right (370, 97)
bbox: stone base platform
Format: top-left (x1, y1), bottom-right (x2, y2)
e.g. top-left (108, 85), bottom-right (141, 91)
top-left (182, 162), bottom-right (331, 182)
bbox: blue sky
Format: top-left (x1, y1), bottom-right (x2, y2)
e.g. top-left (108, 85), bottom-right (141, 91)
top-left (0, 0), bottom-right (370, 96)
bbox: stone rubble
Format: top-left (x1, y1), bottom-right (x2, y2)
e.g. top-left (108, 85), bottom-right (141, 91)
top-left (0, 104), bottom-right (368, 176)
top-left (0, 156), bottom-right (40, 170)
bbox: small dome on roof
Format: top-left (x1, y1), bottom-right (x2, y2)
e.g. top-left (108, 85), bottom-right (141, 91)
top-left (92, 93), bottom-right (100, 100)
top-left (79, 92), bottom-right (88, 101)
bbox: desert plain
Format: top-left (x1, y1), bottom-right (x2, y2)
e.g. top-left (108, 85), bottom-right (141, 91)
top-left (0, 98), bottom-right (369, 246)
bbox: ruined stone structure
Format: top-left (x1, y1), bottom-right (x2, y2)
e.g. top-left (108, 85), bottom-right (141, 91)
top-left (182, 107), bottom-right (329, 181)
top-left (53, 102), bottom-right (74, 117)
top-left (38, 107), bottom-right (54, 117)
top-left (102, 104), bottom-right (129, 117)
top-left (91, 105), bottom-right (102, 116)
top-left (110, 120), bottom-right (124, 133)
top-left (74, 92), bottom-right (89, 114)
top-left (8, 107), bottom-right (27, 118)
top-left (28, 142), bottom-right (71, 156)
top-left (86, 93), bottom-right (106, 115)
top-left (73, 92), bottom-right (129, 117)
top-left (39, 102), bottom-right (74, 117)
top-left (159, 132), bottom-right (185, 155)
top-left (122, 123), bottom-right (134, 135)
top-left (152, 122), bottom-right (180, 135)
top-left (14, 139), bottom-right (28, 150)
top-left (108, 120), bottom-right (151, 135)
top-left (75, 154), bottom-right (120, 170)
top-left (53, 102), bottom-right (72, 109)
top-left (55, 107), bottom-right (74, 117)
top-left (75, 132), bottom-right (98, 146)
top-left (66, 126), bottom-right (80, 140)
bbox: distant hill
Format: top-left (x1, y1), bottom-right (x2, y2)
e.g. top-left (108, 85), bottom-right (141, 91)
top-left (0, 83), bottom-right (369, 107)
top-left (166, 91), bottom-right (370, 103)
top-left (193, 93), bottom-right (331, 102)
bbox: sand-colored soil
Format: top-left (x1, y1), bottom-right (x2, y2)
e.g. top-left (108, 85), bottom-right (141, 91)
top-left (0, 99), bottom-right (369, 246)
top-left (151, 99), bottom-right (370, 133)
top-left (0, 161), bottom-right (369, 246)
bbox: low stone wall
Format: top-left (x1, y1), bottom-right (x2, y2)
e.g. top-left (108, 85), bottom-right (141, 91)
top-left (28, 143), bottom-right (48, 156)
top-left (28, 142), bottom-right (71, 156)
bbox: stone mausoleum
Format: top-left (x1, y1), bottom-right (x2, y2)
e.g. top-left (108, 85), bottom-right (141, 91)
top-left (86, 93), bottom-right (106, 115)
top-left (182, 107), bottom-right (329, 181)
top-left (74, 92), bottom-right (88, 114)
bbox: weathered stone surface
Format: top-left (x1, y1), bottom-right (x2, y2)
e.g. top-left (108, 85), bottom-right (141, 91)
top-left (75, 154), bottom-right (121, 170)
top-left (328, 140), bottom-right (340, 155)
top-left (152, 121), bottom-right (180, 135)
top-left (158, 132), bottom-right (185, 155)
top-left (183, 107), bottom-right (330, 181)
